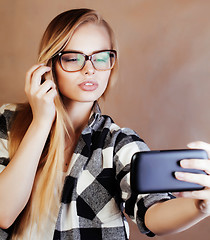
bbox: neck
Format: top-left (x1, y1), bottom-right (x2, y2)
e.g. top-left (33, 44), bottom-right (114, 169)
top-left (63, 98), bottom-right (94, 135)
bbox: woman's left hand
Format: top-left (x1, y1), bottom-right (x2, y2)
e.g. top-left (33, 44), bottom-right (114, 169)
top-left (175, 141), bottom-right (210, 215)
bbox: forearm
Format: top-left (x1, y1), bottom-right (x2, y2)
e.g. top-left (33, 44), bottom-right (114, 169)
top-left (145, 198), bottom-right (208, 235)
top-left (0, 120), bottom-right (51, 228)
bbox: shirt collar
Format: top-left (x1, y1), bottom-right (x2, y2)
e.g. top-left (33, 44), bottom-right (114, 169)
top-left (88, 101), bottom-right (101, 129)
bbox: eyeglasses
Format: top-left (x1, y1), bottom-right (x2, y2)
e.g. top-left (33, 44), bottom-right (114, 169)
top-left (57, 50), bottom-right (117, 72)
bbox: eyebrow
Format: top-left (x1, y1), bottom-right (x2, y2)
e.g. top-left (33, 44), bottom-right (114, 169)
top-left (62, 50), bottom-right (82, 53)
top-left (61, 49), bottom-right (113, 55)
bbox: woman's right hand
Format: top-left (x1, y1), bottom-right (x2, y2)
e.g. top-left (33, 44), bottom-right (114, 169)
top-left (175, 141), bottom-right (210, 215)
top-left (25, 64), bottom-right (57, 127)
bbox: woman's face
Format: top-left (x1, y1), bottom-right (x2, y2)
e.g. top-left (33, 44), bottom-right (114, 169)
top-left (54, 23), bottom-right (112, 105)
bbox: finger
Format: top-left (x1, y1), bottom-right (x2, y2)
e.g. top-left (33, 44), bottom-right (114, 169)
top-left (176, 189), bottom-right (210, 200)
top-left (25, 64), bottom-right (45, 92)
top-left (172, 192), bottom-right (182, 198)
top-left (30, 66), bottom-right (51, 91)
top-left (180, 159), bottom-right (210, 174)
top-left (43, 88), bottom-right (58, 103)
top-left (175, 171), bottom-right (210, 188)
top-left (187, 141), bottom-right (210, 156)
top-left (172, 191), bottom-right (190, 198)
top-left (36, 80), bottom-right (56, 98)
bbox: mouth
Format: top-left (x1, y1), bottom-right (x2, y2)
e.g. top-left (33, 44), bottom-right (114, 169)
top-left (84, 82), bottom-right (94, 86)
top-left (78, 80), bottom-right (98, 91)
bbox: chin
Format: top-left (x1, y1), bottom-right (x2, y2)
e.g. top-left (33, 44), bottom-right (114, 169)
top-left (77, 93), bottom-right (103, 102)
top-left (61, 90), bottom-right (104, 103)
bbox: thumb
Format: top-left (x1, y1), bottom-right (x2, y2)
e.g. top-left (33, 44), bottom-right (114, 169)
top-left (187, 141), bottom-right (210, 157)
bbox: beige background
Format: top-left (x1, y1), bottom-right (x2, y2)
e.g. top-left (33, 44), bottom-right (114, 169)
top-left (1, 0), bottom-right (210, 239)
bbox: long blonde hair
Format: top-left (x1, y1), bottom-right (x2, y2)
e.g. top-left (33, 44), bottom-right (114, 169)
top-left (9, 8), bottom-right (118, 239)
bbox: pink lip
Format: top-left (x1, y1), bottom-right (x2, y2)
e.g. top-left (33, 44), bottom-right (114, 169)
top-left (78, 80), bottom-right (99, 91)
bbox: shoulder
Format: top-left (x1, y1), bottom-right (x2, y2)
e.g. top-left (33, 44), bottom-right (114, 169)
top-left (0, 103), bottom-right (17, 114)
top-left (95, 115), bottom-right (149, 170)
top-left (96, 114), bottom-right (149, 151)
top-left (112, 126), bottom-right (150, 158)
top-left (0, 103), bottom-right (18, 123)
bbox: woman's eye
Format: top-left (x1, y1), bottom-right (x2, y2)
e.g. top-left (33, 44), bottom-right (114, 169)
top-left (95, 56), bottom-right (109, 63)
top-left (94, 53), bottom-right (110, 63)
top-left (95, 58), bottom-right (107, 63)
top-left (63, 57), bottom-right (78, 62)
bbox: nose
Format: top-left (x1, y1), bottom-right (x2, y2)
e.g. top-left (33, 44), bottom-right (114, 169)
top-left (83, 60), bottom-right (95, 75)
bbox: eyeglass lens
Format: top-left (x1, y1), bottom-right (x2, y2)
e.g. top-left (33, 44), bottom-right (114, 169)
top-left (60, 51), bottom-right (116, 72)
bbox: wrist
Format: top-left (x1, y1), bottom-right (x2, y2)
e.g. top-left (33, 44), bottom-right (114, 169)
top-left (31, 118), bottom-right (54, 133)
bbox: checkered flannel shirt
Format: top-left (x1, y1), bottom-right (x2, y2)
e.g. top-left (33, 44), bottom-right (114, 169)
top-left (0, 102), bottom-right (173, 240)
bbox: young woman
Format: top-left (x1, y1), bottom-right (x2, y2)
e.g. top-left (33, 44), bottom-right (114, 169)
top-left (0, 8), bottom-right (209, 240)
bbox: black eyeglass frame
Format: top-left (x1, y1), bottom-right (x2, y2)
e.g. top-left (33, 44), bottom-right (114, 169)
top-left (56, 49), bottom-right (117, 72)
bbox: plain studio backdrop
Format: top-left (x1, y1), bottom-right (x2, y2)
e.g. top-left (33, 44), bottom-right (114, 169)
top-left (0, 0), bottom-right (210, 239)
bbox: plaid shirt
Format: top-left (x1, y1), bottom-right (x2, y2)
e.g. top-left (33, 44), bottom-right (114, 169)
top-left (0, 103), bottom-right (173, 240)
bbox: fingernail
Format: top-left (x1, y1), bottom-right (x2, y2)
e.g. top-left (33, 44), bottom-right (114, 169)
top-left (45, 66), bottom-right (51, 71)
top-left (187, 142), bottom-right (196, 148)
top-left (172, 192), bottom-right (180, 197)
top-left (180, 160), bottom-right (189, 168)
top-left (175, 172), bottom-right (184, 180)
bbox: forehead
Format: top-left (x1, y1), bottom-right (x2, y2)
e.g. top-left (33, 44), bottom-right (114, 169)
top-left (64, 23), bottom-right (111, 54)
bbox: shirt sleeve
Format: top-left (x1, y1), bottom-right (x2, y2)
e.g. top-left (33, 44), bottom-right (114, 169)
top-left (0, 104), bottom-right (16, 173)
top-left (113, 127), bottom-right (174, 237)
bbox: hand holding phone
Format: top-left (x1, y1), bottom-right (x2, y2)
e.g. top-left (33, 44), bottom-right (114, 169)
top-left (130, 149), bottom-right (208, 194)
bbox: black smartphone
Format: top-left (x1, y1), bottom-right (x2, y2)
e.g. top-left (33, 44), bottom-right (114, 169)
top-left (130, 149), bottom-right (208, 193)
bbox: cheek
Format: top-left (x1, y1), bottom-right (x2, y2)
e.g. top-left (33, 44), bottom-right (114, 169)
top-left (101, 71), bottom-right (111, 85)
top-left (54, 64), bottom-right (76, 89)
top-left (56, 74), bottom-right (68, 93)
